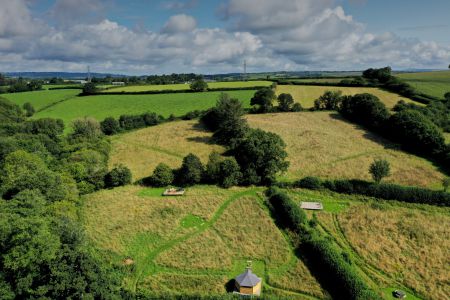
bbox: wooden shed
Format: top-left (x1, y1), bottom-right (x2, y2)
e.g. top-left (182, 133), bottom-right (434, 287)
top-left (234, 268), bottom-right (261, 296)
top-left (162, 188), bottom-right (185, 196)
top-left (300, 202), bottom-right (323, 210)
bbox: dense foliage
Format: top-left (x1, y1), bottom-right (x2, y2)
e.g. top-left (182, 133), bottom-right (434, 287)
top-left (104, 164), bottom-right (132, 188)
top-left (250, 87), bottom-right (275, 113)
top-left (190, 78), bottom-right (208, 92)
top-left (296, 177), bottom-right (450, 206)
top-left (150, 163), bottom-right (174, 187)
top-left (314, 90), bottom-right (343, 111)
top-left (0, 98), bottom-right (119, 298)
top-left (267, 188), bottom-right (378, 300)
top-left (369, 159), bottom-right (391, 183)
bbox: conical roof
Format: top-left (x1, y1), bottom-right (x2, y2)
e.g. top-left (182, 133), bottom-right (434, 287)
top-left (235, 269), bottom-right (261, 287)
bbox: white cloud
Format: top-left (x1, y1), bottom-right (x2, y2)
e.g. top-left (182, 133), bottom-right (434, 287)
top-left (0, 0), bottom-right (449, 74)
top-left (162, 14), bottom-right (197, 33)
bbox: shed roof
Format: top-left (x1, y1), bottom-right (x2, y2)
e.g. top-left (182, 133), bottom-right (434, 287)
top-left (235, 269), bottom-right (261, 287)
top-left (300, 202), bottom-right (323, 210)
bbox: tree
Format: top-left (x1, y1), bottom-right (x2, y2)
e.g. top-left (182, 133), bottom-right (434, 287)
top-left (314, 90), bottom-right (343, 110)
top-left (339, 93), bottom-right (390, 131)
top-left (362, 67), bottom-right (392, 83)
top-left (291, 102), bottom-right (303, 112)
top-left (388, 109), bottom-right (446, 155)
top-left (104, 164), bottom-right (132, 188)
top-left (218, 158), bottom-right (242, 188)
top-left (22, 102), bottom-right (35, 117)
top-left (250, 88), bottom-right (275, 113)
top-left (82, 82), bottom-right (97, 94)
top-left (24, 118), bottom-right (64, 140)
top-left (445, 92), bottom-right (450, 101)
top-left (205, 151), bottom-right (222, 183)
top-left (70, 117), bottom-right (103, 141)
top-left (277, 93), bottom-right (294, 112)
top-left (151, 163), bottom-right (174, 187)
top-left (369, 159), bottom-right (391, 183)
top-left (442, 177), bottom-right (450, 192)
top-left (176, 153), bottom-right (204, 186)
top-left (231, 129), bottom-right (289, 185)
top-left (190, 78), bottom-right (208, 92)
top-left (100, 117), bottom-right (120, 135)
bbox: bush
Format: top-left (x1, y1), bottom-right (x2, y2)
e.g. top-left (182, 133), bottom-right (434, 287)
top-left (82, 82), bottom-right (98, 94)
top-left (218, 158), bottom-right (242, 188)
top-left (266, 187), bottom-right (307, 231)
top-left (369, 159), bottom-right (390, 183)
top-left (151, 163), bottom-right (174, 187)
top-left (291, 102), bottom-right (303, 112)
top-left (296, 176), bottom-right (323, 189)
top-left (176, 153), bottom-right (204, 186)
top-left (314, 90), bottom-right (342, 111)
top-left (277, 93), bottom-right (294, 112)
top-left (100, 117), bottom-right (120, 135)
top-left (190, 78), bottom-right (208, 92)
top-left (250, 88), bottom-right (275, 113)
top-left (339, 93), bottom-right (390, 131)
top-left (104, 164), bottom-right (132, 188)
top-left (23, 102), bottom-right (35, 117)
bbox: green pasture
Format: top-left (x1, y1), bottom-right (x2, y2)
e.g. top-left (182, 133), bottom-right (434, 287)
top-left (33, 90), bottom-right (255, 127)
top-left (1, 89), bottom-right (80, 111)
top-left (397, 70), bottom-right (450, 99)
top-left (104, 81), bottom-right (271, 92)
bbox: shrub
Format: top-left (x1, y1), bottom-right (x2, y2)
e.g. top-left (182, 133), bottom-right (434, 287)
top-left (218, 158), bottom-right (242, 188)
top-left (204, 151), bottom-right (222, 183)
top-left (339, 93), bottom-right (390, 131)
top-left (104, 164), bottom-right (132, 188)
top-left (190, 78), bottom-right (208, 92)
top-left (296, 176), bottom-right (323, 190)
top-left (291, 102), bottom-right (303, 112)
top-left (151, 163), bottom-right (174, 187)
top-left (369, 159), bottom-right (390, 183)
top-left (176, 153), bottom-right (204, 186)
top-left (100, 117), bottom-right (120, 135)
top-left (23, 102), bottom-right (35, 117)
top-left (314, 90), bottom-right (343, 111)
top-left (82, 82), bottom-right (98, 94)
top-left (250, 88), bottom-right (275, 113)
top-left (277, 93), bottom-right (294, 112)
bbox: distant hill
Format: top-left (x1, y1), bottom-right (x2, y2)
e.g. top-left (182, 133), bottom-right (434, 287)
top-left (4, 72), bottom-right (126, 79)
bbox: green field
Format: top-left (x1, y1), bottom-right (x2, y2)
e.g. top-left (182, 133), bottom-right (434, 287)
top-left (397, 71), bottom-right (450, 99)
top-left (289, 78), bottom-right (344, 83)
top-left (276, 85), bottom-right (421, 109)
top-left (105, 81), bottom-right (271, 92)
top-left (1, 89), bottom-right (80, 111)
top-left (33, 90), bottom-right (255, 126)
top-left (83, 185), bottom-right (327, 298)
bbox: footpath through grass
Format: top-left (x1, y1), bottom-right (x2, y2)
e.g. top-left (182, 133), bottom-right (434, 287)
top-left (2, 89), bottom-right (80, 111)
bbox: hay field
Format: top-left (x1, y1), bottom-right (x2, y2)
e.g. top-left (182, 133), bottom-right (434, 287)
top-left (247, 112), bottom-right (445, 188)
top-left (397, 71), bottom-right (450, 99)
top-left (110, 120), bottom-right (224, 180)
top-left (1, 89), bottom-right (79, 111)
top-left (276, 85), bottom-right (419, 109)
top-left (339, 203), bottom-right (450, 300)
top-left (83, 185), bottom-right (325, 298)
top-left (105, 81), bottom-right (271, 92)
top-left (33, 90), bottom-right (254, 126)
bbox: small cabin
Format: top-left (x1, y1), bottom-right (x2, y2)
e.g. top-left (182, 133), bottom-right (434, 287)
top-left (300, 202), bottom-right (323, 210)
top-left (162, 188), bottom-right (185, 196)
top-left (234, 268), bottom-right (261, 296)
top-left (112, 81), bottom-right (125, 86)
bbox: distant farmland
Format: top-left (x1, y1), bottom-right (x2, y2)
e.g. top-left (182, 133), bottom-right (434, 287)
top-left (2, 89), bottom-right (79, 111)
top-left (104, 81), bottom-right (271, 92)
top-left (33, 90), bottom-right (255, 126)
top-left (397, 70), bottom-right (450, 99)
top-left (275, 85), bottom-right (421, 109)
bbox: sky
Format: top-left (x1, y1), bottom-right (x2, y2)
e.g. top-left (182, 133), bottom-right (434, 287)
top-left (0, 0), bottom-right (449, 75)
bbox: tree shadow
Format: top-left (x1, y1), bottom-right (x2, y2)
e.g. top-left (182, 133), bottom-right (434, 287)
top-left (186, 136), bottom-right (215, 145)
top-left (225, 279), bottom-right (236, 293)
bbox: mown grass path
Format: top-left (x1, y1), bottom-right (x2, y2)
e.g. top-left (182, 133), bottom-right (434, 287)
top-left (129, 188), bottom-right (260, 293)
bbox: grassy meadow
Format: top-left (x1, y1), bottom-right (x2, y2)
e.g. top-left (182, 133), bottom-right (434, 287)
top-left (287, 188), bottom-right (448, 300)
top-left (33, 90), bottom-right (255, 126)
top-left (82, 185), bottom-right (326, 298)
top-left (247, 112), bottom-right (445, 188)
top-left (397, 71), bottom-right (450, 99)
top-left (104, 81), bottom-right (272, 92)
top-left (275, 85), bottom-right (420, 109)
top-left (339, 203), bottom-right (450, 300)
top-left (1, 89), bottom-right (79, 111)
top-left (110, 120), bottom-right (224, 180)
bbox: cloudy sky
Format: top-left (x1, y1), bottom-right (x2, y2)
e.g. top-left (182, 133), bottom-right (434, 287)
top-left (1, 0), bottom-right (449, 75)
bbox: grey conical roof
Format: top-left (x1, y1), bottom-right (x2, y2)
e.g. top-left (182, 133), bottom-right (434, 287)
top-left (235, 269), bottom-right (261, 287)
